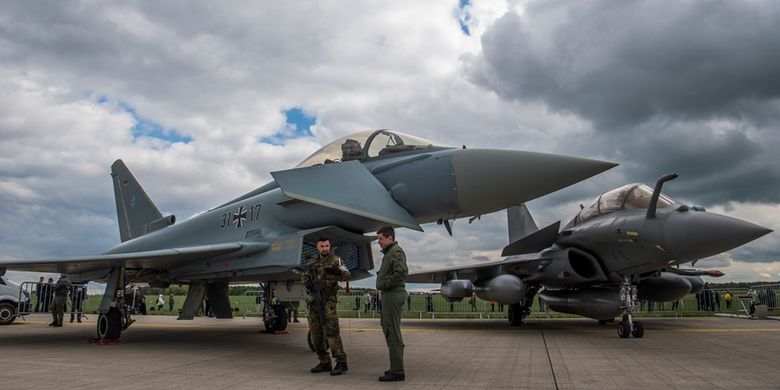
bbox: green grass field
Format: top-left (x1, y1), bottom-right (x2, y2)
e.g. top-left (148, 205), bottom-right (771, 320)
top-left (61, 291), bottom-right (777, 319)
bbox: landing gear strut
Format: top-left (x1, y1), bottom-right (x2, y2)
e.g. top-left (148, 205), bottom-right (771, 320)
top-left (96, 267), bottom-right (134, 340)
top-left (618, 276), bottom-right (643, 338)
top-left (508, 287), bottom-right (537, 327)
top-left (261, 282), bottom-right (288, 332)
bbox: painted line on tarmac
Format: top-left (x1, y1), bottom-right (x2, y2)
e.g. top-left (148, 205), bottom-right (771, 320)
top-left (344, 327), bottom-right (780, 334)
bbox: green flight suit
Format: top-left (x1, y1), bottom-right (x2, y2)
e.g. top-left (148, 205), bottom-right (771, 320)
top-left (376, 242), bottom-right (408, 374)
top-left (302, 253), bottom-right (349, 364)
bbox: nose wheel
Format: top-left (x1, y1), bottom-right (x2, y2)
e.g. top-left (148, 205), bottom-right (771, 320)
top-left (618, 276), bottom-right (644, 338)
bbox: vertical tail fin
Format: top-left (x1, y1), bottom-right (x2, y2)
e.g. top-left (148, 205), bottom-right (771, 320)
top-left (111, 160), bottom-right (163, 242)
top-left (507, 204), bottom-right (538, 243)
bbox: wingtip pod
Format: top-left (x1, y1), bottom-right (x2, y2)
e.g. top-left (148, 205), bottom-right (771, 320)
top-left (452, 149), bottom-right (618, 216)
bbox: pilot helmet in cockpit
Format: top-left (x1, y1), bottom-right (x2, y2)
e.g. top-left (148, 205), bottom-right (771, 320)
top-left (341, 139), bottom-right (363, 161)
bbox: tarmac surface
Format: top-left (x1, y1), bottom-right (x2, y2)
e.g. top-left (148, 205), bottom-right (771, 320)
top-left (1, 314), bottom-right (779, 389)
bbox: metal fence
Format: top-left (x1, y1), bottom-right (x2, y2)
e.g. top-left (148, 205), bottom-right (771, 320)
top-left (17, 281), bottom-right (91, 321)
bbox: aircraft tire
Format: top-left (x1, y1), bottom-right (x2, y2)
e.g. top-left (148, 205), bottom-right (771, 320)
top-left (617, 321), bottom-right (631, 338)
top-left (273, 304), bottom-right (288, 331)
top-left (97, 307), bottom-right (122, 339)
top-left (631, 321), bottom-right (644, 338)
top-left (265, 304), bottom-right (288, 332)
top-left (508, 303), bottom-right (523, 326)
top-left (0, 302), bottom-right (16, 325)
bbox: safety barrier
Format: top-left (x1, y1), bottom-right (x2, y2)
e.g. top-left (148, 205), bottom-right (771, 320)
top-left (17, 281), bottom-right (91, 321)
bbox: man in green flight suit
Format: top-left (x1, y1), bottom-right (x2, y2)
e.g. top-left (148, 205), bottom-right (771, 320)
top-left (303, 237), bottom-right (350, 375)
top-left (375, 226), bottom-right (408, 382)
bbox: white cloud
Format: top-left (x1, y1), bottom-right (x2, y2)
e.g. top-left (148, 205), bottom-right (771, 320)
top-left (0, 1), bottom-right (776, 289)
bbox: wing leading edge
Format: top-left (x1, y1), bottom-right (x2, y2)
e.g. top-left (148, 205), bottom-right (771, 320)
top-left (0, 242), bottom-right (264, 275)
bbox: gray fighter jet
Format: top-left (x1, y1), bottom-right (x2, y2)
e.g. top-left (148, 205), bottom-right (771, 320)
top-left (0, 129), bottom-right (615, 340)
top-left (407, 173), bottom-right (772, 338)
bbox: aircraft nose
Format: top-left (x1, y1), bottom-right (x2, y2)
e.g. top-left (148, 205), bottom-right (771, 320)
top-left (451, 149), bottom-right (617, 216)
top-left (663, 211), bottom-right (772, 261)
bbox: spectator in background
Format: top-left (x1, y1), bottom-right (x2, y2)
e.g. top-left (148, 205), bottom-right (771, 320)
top-left (407, 294), bottom-right (412, 311)
top-left (285, 300), bottom-right (300, 323)
top-left (426, 294), bottom-right (433, 312)
top-left (157, 293), bottom-right (165, 312)
top-left (724, 290), bottom-right (733, 310)
top-left (715, 292), bottom-right (721, 311)
top-left (43, 277), bottom-right (54, 313)
top-left (169, 293), bottom-right (175, 312)
top-left (34, 276), bottom-right (44, 312)
top-left (354, 294), bottom-right (361, 311)
top-left (70, 284), bottom-right (87, 323)
top-left (363, 292), bottom-right (371, 313)
top-left (469, 294), bottom-right (477, 312)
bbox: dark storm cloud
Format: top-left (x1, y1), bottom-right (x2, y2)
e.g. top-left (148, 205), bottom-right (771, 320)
top-left (468, 0), bottom-right (780, 207)
top-left (470, 0), bottom-right (780, 129)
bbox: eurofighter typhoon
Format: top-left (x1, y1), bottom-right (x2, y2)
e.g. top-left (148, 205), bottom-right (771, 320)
top-left (0, 129), bottom-right (615, 340)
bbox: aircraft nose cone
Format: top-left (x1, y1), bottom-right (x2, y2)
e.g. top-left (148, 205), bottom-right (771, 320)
top-left (663, 211), bottom-right (772, 261)
top-left (452, 149), bottom-right (617, 216)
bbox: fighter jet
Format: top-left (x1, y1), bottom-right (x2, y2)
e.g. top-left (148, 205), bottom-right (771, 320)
top-left (0, 129), bottom-right (616, 340)
top-left (407, 173), bottom-right (772, 338)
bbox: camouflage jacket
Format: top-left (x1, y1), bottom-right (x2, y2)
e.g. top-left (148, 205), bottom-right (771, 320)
top-left (376, 242), bottom-right (408, 292)
top-left (53, 277), bottom-right (72, 297)
top-left (302, 253), bottom-right (349, 299)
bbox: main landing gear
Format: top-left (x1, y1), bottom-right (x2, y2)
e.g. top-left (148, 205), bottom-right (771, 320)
top-left (508, 287), bottom-right (537, 327)
top-left (96, 267), bottom-right (134, 341)
top-left (617, 276), bottom-right (644, 338)
top-left (261, 282), bottom-right (288, 332)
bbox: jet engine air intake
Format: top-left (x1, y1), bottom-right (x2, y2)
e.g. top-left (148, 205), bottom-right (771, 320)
top-left (474, 274), bottom-right (527, 305)
top-left (526, 248), bottom-right (607, 287)
top-left (440, 279), bottom-right (474, 302)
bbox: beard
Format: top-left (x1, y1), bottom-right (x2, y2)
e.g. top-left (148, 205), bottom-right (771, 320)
top-left (319, 250), bottom-right (329, 257)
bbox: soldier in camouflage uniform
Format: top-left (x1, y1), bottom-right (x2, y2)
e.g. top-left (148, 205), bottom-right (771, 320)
top-left (302, 237), bottom-right (350, 375)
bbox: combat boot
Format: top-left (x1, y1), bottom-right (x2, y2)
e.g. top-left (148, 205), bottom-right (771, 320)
top-left (330, 361), bottom-right (348, 376)
top-left (310, 362), bottom-right (332, 373)
top-left (378, 371), bottom-right (405, 382)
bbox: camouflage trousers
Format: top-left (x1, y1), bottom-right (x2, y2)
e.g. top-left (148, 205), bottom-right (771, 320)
top-left (51, 295), bottom-right (67, 326)
top-left (308, 297), bottom-right (347, 364)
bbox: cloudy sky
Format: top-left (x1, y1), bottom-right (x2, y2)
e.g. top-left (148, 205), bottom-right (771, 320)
top-left (1, 0), bottom-right (778, 289)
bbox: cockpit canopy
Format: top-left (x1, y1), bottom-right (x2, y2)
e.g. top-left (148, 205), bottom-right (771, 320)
top-left (296, 129), bottom-right (451, 168)
top-left (571, 183), bottom-right (678, 226)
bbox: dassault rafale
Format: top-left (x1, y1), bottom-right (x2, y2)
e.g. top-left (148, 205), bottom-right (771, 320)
top-left (0, 129), bottom-right (616, 340)
top-left (407, 174), bottom-right (772, 338)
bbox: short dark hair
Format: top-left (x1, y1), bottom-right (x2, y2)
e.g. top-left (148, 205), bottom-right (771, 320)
top-left (376, 226), bottom-right (395, 240)
top-left (316, 236), bottom-right (330, 244)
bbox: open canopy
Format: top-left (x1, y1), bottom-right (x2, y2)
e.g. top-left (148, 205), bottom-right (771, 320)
top-left (296, 129), bottom-right (451, 168)
top-left (574, 183), bottom-right (678, 224)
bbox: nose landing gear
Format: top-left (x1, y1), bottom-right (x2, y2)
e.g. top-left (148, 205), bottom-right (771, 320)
top-left (618, 276), bottom-right (644, 338)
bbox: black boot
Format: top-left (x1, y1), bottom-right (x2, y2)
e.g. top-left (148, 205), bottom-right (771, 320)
top-left (310, 362), bottom-right (332, 373)
top-left (378, 371), bottom-right (405, 382)
top-left (330, 361), bottom-right (348, 376)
